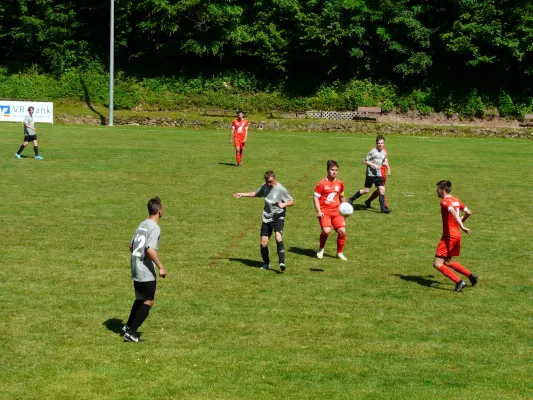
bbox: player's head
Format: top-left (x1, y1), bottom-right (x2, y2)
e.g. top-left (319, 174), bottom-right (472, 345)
top-left (28, 106), bottom-right (34, 114)
top-left (264, 170), bottom-right (276, 186)
top-left (147, 196), bottom-right (163, 217)
top-left (436, 180), bottom-right (452, 198)
top-left (326, 160), bottom-right (339, 179)
top-left (376, 135), bottom-right (385, 150)
top-left (236, 110), bottom-right (244, 119)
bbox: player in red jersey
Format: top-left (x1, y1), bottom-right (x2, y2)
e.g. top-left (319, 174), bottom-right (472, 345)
top-left (433, 180), bottom-right (478, 292)
top-left (313, 160), bottom-right (348, 261)
top-left (229, 110), bottom-right (249, 167)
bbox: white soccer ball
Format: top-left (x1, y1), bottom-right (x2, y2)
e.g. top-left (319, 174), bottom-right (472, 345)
top-left (338, 202), bottom-right (354, 217)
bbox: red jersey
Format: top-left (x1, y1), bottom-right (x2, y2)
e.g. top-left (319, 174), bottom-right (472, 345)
top-left (440, 195), bottom-right (466, 238)
top-left (314, 178), bottom-right (344, 215)
top-left (232, 119), bottom-right (248, 136)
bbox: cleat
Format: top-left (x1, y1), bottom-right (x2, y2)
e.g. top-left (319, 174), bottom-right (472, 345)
top-left (260, 263), bottom-right (270, 270)
top-left (381, 207), bottom-right (392, 214)
top-left (35, 155), bottom-right (43, 160)
top-left (15, 153), bottom-right (21, 159)
top-left (454, 280), bottom-right (467, 292)
top-left (279, 263), bottom-right (286, 272)
top-left (122, 324), bottom-right (129, 334)
top-left (236, 163), bottom-right (241, 167)
top-left (124, 330), bottom-right (143, 343)
top-left (316, 248), bottom-right (324, 259)
top-left (337, 253), bottom-right (347, 261)
top-left (364, 200), bottom-right (372, 208)
top-left (469, 274), bottom-right (478, 287)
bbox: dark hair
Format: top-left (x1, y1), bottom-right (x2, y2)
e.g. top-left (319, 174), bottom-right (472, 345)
top-left (237, 110), bottom-right (244, 115)
top-left (147, 196), bottom-right (163, 215)
top-left (327, 160), bottom-right (339, 170)
top-left (436, 180), bottom-right (452, 193)
top-left (376, 134), bottom-right (385, 143)
top-left (264, 170), bottom-right (276, 180)
top-left (28, 106), bottom-right (34, 111)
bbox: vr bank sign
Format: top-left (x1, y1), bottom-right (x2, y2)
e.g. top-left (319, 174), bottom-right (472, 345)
top-left (0, 101), bottom-right (54, 124)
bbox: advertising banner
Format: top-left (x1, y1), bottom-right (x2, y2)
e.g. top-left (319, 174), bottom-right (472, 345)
top-left (0, 101), bottom-right (54, 124)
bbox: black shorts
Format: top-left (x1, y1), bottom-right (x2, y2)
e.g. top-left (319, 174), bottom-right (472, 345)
top-left (260, 216), bottom-right (286, 237)
top-left (364, 176), bottom-right (384, 188)
top-left (133, 280), bottom-right (156, 301)
top-left (24, 134), bottom-right (37, 142)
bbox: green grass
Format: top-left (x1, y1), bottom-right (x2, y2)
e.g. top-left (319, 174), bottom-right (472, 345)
top-left (1, 123), bottom-right (531, 399)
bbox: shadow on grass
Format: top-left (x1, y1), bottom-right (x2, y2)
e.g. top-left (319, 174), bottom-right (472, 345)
top-left (288, 247), bottom-right (316, 258)
top-left (310, 268), bottom-right (324, 272)
top-left (391, 274), bottom-right (449, 290)
top-left (218, 162), bottom-right (236, 167)
top-left (227, 258), bottom-right (284, 274)
top-left (103, 318), bottom-right (124, 334)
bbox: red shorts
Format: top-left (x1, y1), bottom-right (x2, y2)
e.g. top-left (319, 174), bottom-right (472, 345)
top-left (318, 213), bottom-right (346, 230)
top-left (234, 135), bottom-right (246, 148)
top-left (435, 236), bottom-right (461, 258)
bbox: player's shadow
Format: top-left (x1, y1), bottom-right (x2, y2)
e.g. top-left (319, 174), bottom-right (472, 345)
top-left (218, 162), bottom-right (236, 167)
top-left (288, 247), bottom-right (316, 258)
top-left (391, 274), bottom-right (448, 290)
top-left (103, 318), bottom-right (124, 334)
top-left (352, 204), bottom-right (369, 211)
top-left (227, 258), bottom-right (283, 274)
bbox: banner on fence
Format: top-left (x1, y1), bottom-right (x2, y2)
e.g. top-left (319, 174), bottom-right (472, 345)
top-left (0, 101), bottom-right (54, 124)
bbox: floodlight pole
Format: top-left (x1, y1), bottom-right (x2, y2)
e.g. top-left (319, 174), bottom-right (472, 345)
top-left (109, 0), bottom-right (115, 126)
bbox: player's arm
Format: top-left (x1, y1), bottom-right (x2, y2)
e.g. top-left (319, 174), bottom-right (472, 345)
top-left (23, 120), bottom-right (36, 132)
top-left (461, 207), bottom-right (472, 223)
top-left (384, 157), bottom-right (391, 175)
top-left (364, 159), bottom-right (379, 170)
top-left (449, 207), bottom-right (471, 234)
top-left (339, 193), bottom-right (346, 203)
top-left (146, 247), bottom-right (167, 278)
top-left (278, 199), bottom-right (294, 209)
top-left (313, 195), bottom-right (324, 217)
top-left (233, 191), bottom-right (256, 198)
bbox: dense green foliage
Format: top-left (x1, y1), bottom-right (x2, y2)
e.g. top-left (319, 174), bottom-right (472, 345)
top-left (1, 0), bottom-right (533, 116)
top-left (1, 125), bottom-right (532, 398)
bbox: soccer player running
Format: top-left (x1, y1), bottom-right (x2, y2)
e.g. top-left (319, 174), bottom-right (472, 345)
top-left (433, 180), bottom-right (478, 292)
top-left (15, 106), bottom-right (43, 160)
top-left (314, 160), bottom-right (348, 261)
top-left (348, 135), bottom-right (391, 213)
top-left (229, 110), bottom-right (249, 167)
top-left (234, 171), bottom-right (294, 272)
top-left (364, 139), bottom-right (391, 209)
top-left (123, 196), bottom-right (168, 342)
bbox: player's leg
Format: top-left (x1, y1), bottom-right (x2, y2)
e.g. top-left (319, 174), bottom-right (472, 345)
top-left (368, 174), bottom-right (387, 207)
top-left (444, 241), bottom-right (478, 286)
top-left (317, 216), bottom-right (332, 258)
top-left (125, 281), bottom-right (156, 342)
top-left (349, 178), bottom-right (372, 204)
top-left (235, 145), bottom-right (241, 166)
top-left (433, 239), bottom-right (465, 291)
top-left (334, 226), bottom-right (347, 261)
top-left (378, 182), bottom-right (390, 213)
top-left (274, 219), bottom-right (286, 271)
top-left (15, 139), bottom-right (29, 158)
top-left (33, 138), bottom-right (42, 159)
top-left (260, 223), bottom-right (272, 269)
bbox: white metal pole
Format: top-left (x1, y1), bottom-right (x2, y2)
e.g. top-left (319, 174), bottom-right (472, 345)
top-left (109, 0), bottom-right (114, 126)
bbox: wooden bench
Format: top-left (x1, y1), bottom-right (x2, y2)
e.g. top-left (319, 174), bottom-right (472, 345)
top-left (519, 113), bottom-right (533, 127)
top-left (353, 106), bottom-right (382, 122)
top-left (204, 109), bottom-right (241, 117)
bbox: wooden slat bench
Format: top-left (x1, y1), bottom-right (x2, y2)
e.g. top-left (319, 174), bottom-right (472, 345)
top-left (353, 106), bottom-right (382, 122)
top-left (519, 113), bottom-right (533, 127)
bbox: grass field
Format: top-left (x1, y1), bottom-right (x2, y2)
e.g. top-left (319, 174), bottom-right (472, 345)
top-left (1, 123), bottom-right (532, 399)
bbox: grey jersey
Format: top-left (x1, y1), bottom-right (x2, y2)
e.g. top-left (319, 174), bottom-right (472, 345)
top-left (23, 114), bottom-right (34, 136)
top-left (365, 148), bottom-right (388, 177)
top-left (255, 183), bottom-right (293, 223)
top-left (130, 219), bottom-right (161, 282)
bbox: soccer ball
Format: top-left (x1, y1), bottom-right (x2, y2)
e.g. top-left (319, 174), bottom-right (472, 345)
top-left (338, 202), bottom-right (354, 217)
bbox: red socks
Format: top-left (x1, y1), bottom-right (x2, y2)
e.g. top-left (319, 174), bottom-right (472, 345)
top-left (438, 265), bottom-right (461, 283)
top-left (448, 261), bottom-right (471, 277)
top-left (337, 233), bottom-right (346, 253)
top-left (319, 232), bottom-right (328, 249)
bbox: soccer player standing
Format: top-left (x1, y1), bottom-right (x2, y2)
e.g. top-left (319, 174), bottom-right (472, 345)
top-left (313, 160), bottom-right (348, 261)
top-left (433, 180), bottom-right (478, 292)
top-left (229, 110), bottom-right (249, 167)
top-left (348, 135), bottom-right (391, 213)
top-left (364, 140), bottom-right (391, 209)
top-left (234, 171), bottom-right (294, 272)
top-left (15, 106), bottom-right (43, 160)
top-left (123, 196), bottom-right (168, 342)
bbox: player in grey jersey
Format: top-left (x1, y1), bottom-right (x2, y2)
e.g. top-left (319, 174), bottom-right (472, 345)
top-left (122, 196), bottom-right (167, 343)
top-left (348, 135), bottom-right (392, 213)
top-left (15, 106), bottom-right (43, 160)
top-left (234, 170), bottom-right (295, 272)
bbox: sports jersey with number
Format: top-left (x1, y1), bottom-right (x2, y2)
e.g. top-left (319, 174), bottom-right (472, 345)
top-left (130, 219), bottom-right (161, 282)
top-left (23, 114), bottom-right (34, 136)
top-left (232, 119), bottom-right (248, 135)
top-left (365, 147), bottom-right (387, 177)
top-left (314, 178), bottom-right (345, 215)
top-left (440, 195), bottom-right (467, 238)
top-left (255, 183), bottom-right (293, 223)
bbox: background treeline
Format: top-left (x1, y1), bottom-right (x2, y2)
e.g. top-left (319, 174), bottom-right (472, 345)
top-left (1, 0), bottom-right (532, 117)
